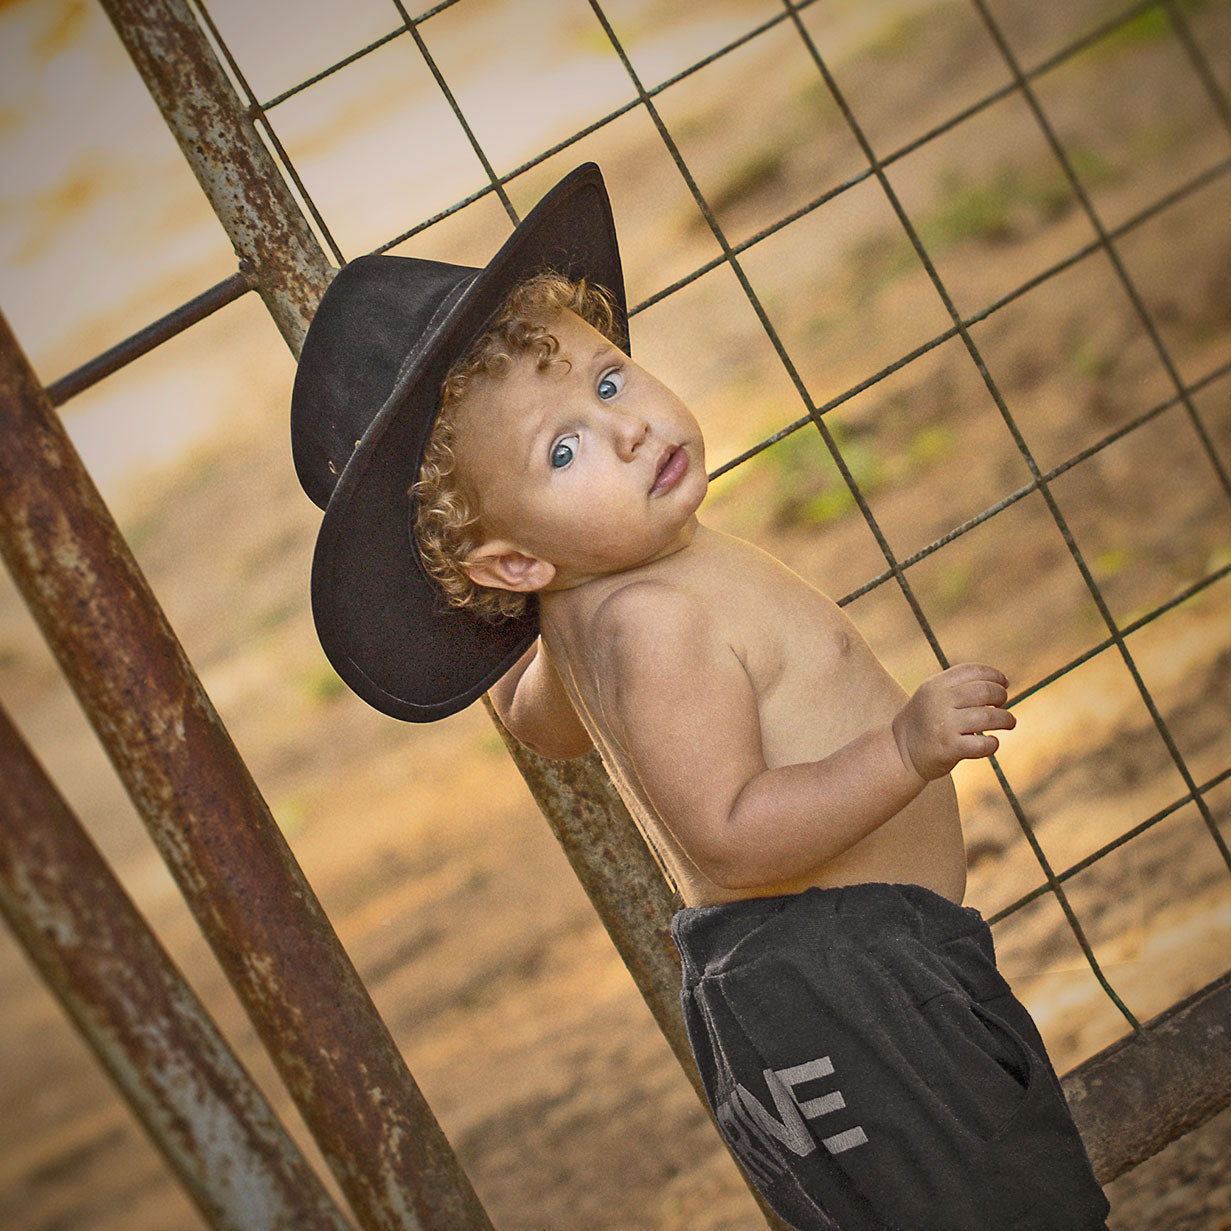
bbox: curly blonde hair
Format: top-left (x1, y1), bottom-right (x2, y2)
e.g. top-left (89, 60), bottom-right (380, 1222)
top-left (412, 271), bottom-right (621, 621)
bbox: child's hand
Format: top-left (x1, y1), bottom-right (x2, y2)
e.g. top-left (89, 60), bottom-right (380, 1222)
top-left (891, 663), bottom-right (1015, 781)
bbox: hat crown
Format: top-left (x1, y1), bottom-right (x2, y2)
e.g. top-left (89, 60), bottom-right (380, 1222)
top-left (291, 255), bottom-right (477, 510)
top-left (292, 164), bottom-right (626, 721)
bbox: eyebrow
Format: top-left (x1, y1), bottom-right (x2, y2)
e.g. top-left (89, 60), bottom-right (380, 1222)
top-left (521, 419), bottom-right (550, 473)
top-left (519, 391), bottom-right (562, 473)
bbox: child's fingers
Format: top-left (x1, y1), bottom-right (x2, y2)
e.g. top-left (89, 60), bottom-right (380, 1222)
top-left (945, 662), bottom-right (1009, 688)
top-left (958, 732), bottom-right (1000, 759)
top-left (958, 706), bottom-right (1016, 735)
top-left (951, 678), bottom-right (1009, 708)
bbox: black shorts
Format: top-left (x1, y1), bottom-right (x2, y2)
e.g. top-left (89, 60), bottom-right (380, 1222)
top-left (672, 882), bottom-right (1110, 1231)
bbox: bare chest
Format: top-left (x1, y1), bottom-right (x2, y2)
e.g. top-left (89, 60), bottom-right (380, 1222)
top-left (752, 622), bottom-right (893, 762)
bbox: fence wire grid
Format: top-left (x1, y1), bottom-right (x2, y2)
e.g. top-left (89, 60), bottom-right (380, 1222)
top-left (101, 0), bottom-right (1230, 1018)
top-left (8, 0), bottom-right (1231, 1225)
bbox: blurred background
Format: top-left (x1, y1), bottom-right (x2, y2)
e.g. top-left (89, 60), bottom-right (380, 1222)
top-left (1, 0), bottom-right (1229, 1227)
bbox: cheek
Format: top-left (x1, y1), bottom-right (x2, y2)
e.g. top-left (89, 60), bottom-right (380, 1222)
top-left (553, 500), bottom-right (638, 556)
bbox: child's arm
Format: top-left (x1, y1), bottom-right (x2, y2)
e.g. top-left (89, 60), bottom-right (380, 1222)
top-left (595, 584), bottom-right (1012, 891)
top-left (488, 639), bottom-right (593, 760)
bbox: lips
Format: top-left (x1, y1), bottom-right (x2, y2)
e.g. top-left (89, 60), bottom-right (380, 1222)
top-left (650, 444), bottom-right (689, 496)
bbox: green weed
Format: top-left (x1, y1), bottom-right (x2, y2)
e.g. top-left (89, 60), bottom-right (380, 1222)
top-left (757, 424), bottom-right (884, 530)
top-left (1064, 145), bottom-right (1119, 191)
top-left (1127, 119), bottom-right (1189, 160)
top-left (857, 6), bottom-right (933, 63)
top-left (769, 427), bottom-right (851, 529)
top-left (719, 409), bottom-right (956, 535)
top-left (845, 232), bottom-right (919, 305)
top-left (272, 794), bottom-right (309, 838)
top-left (299, 662), bottom-right (347, 704)
top-left (800, 485), bottom-right (856, 525)
top-left (1204, 545), bottom-right (1231, 575)
top-left (253, 596), bottom-right (299, 635)
top-left (1089, 0), bottom-right (1228, 57)
top-left (1096, 547), bottom-right (1132, 577)
top-left (930, 558), bottom-right (975, 615)
top-left (907, 424), bottom-right (955, 467)
top-left (1097, 6), bottom-right (1175, 53)
top-left (920, 166), bottom-right (1059, 249)
top-left (1064, 326), bottom-right (1116, 381)
top-left (707, 146), bottom-right (788, 215)
top-left (915, 145), bottom-right (1123, 252)
top-left (922, 171), bottom-right (1015, 247)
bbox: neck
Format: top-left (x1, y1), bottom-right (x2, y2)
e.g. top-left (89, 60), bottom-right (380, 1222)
top-left (541, 515), bottom-right (702, 596)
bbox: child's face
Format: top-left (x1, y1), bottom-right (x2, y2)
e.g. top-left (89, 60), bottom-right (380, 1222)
top-left (450, 308), bottom-right (708, 594)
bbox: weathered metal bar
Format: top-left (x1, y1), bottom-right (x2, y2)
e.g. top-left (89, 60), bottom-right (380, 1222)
top-left (489, 707), bottom-right (792, 1231)
top-left (1063, 970), bottom-right (1231, 1183)
top-left (0, 699), bottom-right (353, 1231)
top-left (93, 0), bottom-right (769, 1200)
top-left (0, 310), bottom-right (492, 1231)
top-left (46, 271), bottom-right (251, 407)
top-left (97, 0), bottom-right (335, 352)
top-left (489, 712), bottom-right (693, 1083)
top-left (83, 0), bottom-right (732, 1218)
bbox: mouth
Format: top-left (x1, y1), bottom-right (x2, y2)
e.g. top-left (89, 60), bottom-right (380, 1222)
top-left (649, 444), bottom-right (689, 496)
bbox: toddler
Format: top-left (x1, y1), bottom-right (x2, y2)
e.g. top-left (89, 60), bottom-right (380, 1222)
top-left (291, 164), bottom-right (1109, 1230)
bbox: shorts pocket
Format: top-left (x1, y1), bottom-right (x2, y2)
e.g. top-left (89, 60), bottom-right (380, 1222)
top-left (917, 991), bottom-right (1035, 1142)
top-left (968, 1000), bottom-right (1039, 1138)
top-left (972, 1007), bottom-right (1111, 1228)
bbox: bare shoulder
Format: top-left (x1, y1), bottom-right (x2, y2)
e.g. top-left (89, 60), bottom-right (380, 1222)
top-left (591, 577), bottom-right (709, 641)
top-left (586, 528), bottom-right (763, 636)
top-left (585, 577), bottom-right (743, 731)
top-left (588, 579), bottom-right (727, 682)
top-left (489, 638), bottom-right (592, 761)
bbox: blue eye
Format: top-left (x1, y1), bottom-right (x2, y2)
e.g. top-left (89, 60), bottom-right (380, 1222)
top-left (597, 369), bottom-right (624, 400)
top-left (550, 436), bottom-right (577, 469)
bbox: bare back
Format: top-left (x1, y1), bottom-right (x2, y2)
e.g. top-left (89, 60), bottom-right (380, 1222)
top-left (539, 525), bottom-right (967, 906)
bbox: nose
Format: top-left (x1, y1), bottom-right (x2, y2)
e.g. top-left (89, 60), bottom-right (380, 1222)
top-left (610, 410), bottom-right (650, 461)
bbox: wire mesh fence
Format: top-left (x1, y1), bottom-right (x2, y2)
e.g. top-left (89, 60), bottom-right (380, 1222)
top-left (152, 0), bottom-right (1231, 1035)
top-left (3, 0), bottom-right (1230, 1227)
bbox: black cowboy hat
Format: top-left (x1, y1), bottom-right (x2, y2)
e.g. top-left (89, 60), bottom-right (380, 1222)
top-left (290, 163), bottom-right (627, 721)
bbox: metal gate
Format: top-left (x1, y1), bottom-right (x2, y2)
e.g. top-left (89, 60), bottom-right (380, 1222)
top-left (1, 0), bottom-right (1229, 1226)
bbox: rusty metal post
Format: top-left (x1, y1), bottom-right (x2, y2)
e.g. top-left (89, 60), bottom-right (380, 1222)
top-left (489, 720), bottom-right (694, 1081)
top-left (89, 5), bottom-right (792, 1222)
top-left (1063, 970), bottom-right (1231, 1182)
top-left (96, 0), bottom-right (723, 1170)
top-left (490, 710), bottom-right (792, 1231)
top-left (0, 311), bottom-right (492, 1231)
top-left (97, 0), bottom-right (334, 351)
top-left (0, 700), bottom-right (353, 1231)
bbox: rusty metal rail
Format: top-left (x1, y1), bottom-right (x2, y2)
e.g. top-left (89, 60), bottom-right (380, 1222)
top-left (0, 700), bottom-right (351, 1231)
top-left (46, 271), bottom-right (252, 407)
top-left (489, 718), bottom-right (792, 1228)
top-left (98, 0), bottom-right (334, 351)
top-left (489, 714), bottom-right (693, 1087)
top-left (1064, 970), bottom-right (1231, 1183)
top-left (2, 3), bottom-right (489, 1225)
top-left (87, 0), bottom-right (782, 1220)
top-left (0, 308), bottom-right (492, 1230)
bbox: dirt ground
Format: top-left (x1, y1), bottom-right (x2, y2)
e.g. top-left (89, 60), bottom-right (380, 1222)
top-left (2, 0), bottom-right (1230, 1227)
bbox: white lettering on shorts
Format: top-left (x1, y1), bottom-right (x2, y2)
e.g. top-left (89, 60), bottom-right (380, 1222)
top-left (715, 1054), bottom-right (868, 1183)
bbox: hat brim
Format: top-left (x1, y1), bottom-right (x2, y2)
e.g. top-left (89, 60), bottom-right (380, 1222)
top-left (309, 164), bottom-right (627, 721)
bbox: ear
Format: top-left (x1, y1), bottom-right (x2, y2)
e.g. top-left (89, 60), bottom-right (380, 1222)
top-left (463, 540), bottom-right (557, 593)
